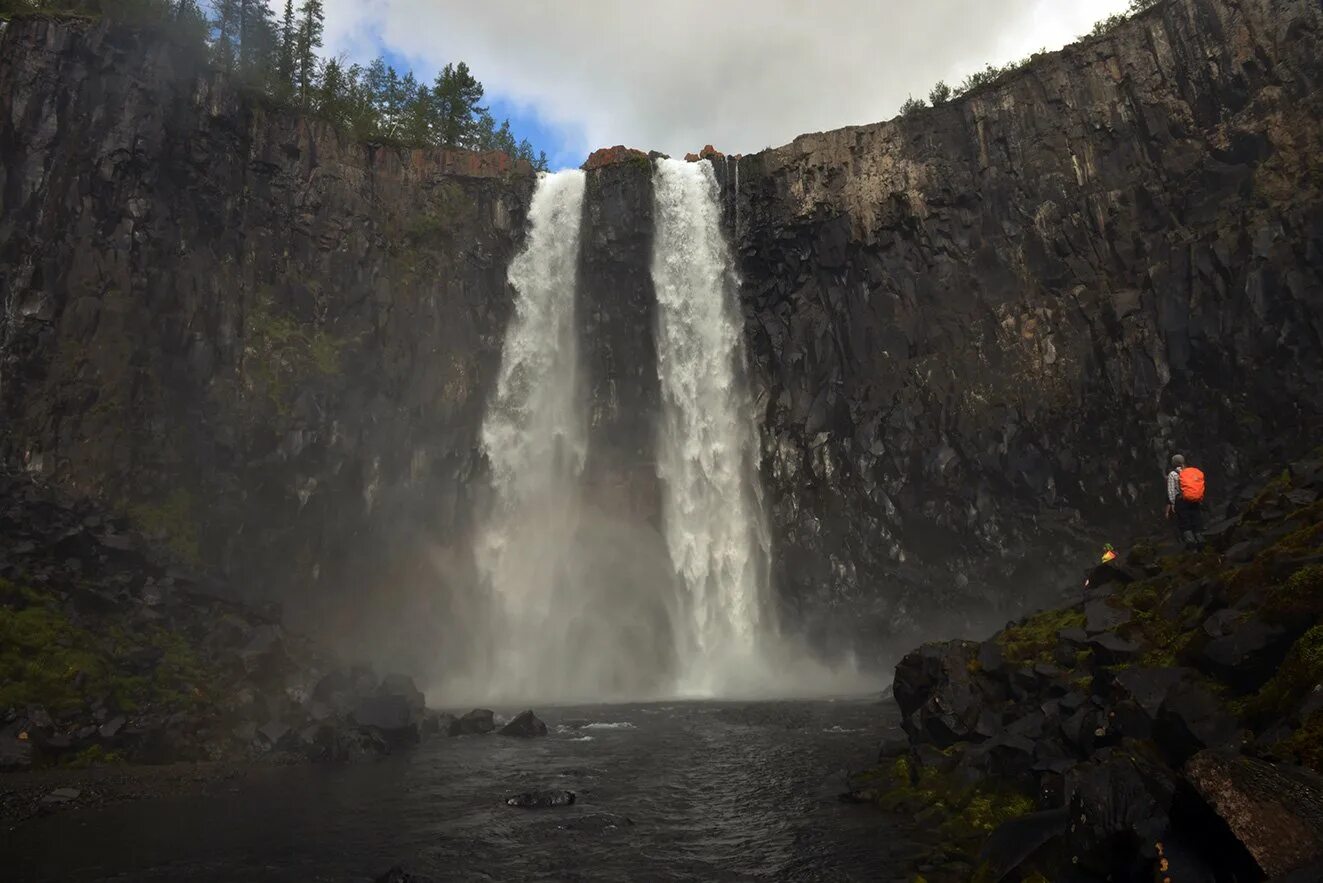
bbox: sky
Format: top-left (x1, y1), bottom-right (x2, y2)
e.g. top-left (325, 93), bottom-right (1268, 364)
top-left (316, 0), bottom-right (1134, 170)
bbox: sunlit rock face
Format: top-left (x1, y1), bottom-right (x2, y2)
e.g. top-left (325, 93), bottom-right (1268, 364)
top-left (3, 0), bottom-right (1323, 682)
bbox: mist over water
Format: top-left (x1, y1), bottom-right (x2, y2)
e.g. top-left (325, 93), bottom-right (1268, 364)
top-left (441, 164), bottom-right (872, 706)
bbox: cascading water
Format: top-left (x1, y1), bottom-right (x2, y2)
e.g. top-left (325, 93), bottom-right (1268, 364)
top-left (473, 169), bottom-right (588, 701)
top-left (651, 158), bottom-right (773, 695)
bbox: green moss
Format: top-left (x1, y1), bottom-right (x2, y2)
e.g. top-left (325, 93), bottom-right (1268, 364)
top-left (0, 579), bottom-right (216, 719)
top-left (401, 181), bottom-right (473, 245)
top-left (998, 606), bottom-right (1086, 665)
top-left (0, 582), bottom-right (107, 713)
top-left (866, 753), bottom-right (1036, 869)
top-left (1278, 710), bottom-right (1323, 773)
top-left (243, 296), bottom-right (346, 414)
top-left (65, 744), bottom-right (125, 769)
top-left (1263, 564), bottom-right (1323, 618)
top-left (127, 488), bottom-right (200, 566)
top-left (1235, 625), bottom-right (1323, 724)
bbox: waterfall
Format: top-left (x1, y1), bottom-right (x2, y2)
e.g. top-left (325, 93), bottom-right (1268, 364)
top-left (650, 158), bottom-right (772, 695)
top-left (474, 169), bottom-right (588, 701)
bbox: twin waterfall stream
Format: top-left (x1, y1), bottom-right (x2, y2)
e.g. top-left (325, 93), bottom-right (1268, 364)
top-left (470, 160), bottom-right (777, 703)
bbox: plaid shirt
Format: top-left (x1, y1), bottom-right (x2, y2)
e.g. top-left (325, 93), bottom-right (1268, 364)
top-left (1167, 468), bottom-right (1182, 504)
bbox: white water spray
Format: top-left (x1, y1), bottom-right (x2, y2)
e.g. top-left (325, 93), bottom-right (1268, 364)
top-left (474, 170), bottom-right (588, 700)
top-left (651, 158), bottom-right (773, 694)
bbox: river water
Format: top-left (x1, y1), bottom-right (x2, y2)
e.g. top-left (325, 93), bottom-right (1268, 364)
top-left (11, 699), bottom-right (912, 882)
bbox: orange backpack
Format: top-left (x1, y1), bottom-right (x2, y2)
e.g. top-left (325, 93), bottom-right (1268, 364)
top-left (1179, 466), bottom-right (1206, 502)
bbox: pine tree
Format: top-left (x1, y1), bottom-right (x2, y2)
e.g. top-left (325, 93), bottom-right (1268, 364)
top-left (237, 0), bottom-right (277, 86)
top-left (277, 0), bottom-right (296, 97)
top-left (319, 57), bottom-right (345, 125)
top-left (172, 0), bottom-right (209, 48)
top-left (433, 62), bottom-right (484, 148)
top-left (296, 0), bottom-right (325, 107)
top-left (211, 0), bottom-right (242, 70)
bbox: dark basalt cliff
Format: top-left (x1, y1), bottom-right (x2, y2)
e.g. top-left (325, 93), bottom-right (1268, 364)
top-left (3, 0), bottom-right (1323, 666)
top-left (728, 0), bottom-right (1323, 644)
top-left (0, 17), bottom-right (535, 668)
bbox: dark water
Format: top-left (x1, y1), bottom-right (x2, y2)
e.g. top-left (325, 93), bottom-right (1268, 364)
top-left (8, 699), bottom-right (910, 882)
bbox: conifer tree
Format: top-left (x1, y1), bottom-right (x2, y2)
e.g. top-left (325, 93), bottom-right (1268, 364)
top-left (296, 0), bottom-right (324, 106)
top-left (278, 0), bottom-right (296, 96)
top-left (434, 62), bottom-right (484, 148)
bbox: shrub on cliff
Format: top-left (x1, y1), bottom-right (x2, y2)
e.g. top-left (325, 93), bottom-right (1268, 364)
top-left (899, 96), bottom-right (928, 116)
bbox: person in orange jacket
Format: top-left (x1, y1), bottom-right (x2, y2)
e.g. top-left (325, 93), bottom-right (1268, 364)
top-left (1166, 454), bottom-right (1206, 551)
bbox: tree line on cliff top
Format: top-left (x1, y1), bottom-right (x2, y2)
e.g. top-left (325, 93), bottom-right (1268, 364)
top-left (0, 0), bottom-right (549, 170)
top-left (898, 0), bottom-right (1165, 117)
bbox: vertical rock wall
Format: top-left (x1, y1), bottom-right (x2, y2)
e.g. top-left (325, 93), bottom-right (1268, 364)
top-left (0, 17), bottom-right (535, 670)
top-left (728, 0), bottom-right (1323, 650)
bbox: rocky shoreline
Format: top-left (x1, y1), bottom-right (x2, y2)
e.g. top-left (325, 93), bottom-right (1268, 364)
top-left (852, 451), bottom-right (1323, 881)
top-left (0, 469), bottom-right (551, 827)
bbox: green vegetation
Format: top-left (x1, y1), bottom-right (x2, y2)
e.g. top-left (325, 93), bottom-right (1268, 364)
top-left (242, 297), bottom-right (347, 414)
top-left (66, 744), bottom-right (125, 768)
top-left (1, 0), bottom-right (548, 169)
top-left (1235, 625), bottom-right (1323, 724)
top-left (896, 0), bottom-right (1168, 117)
top-left (0, 580), bottom-right (214, 717)
top-left (865, 756), bottom-right (1036, 871)
top-left (1092, 0), bottom-right (1164, 36)
top-left (128, 488), bottom-right (200, 565)
top-left (998, 606), bottom-right (1086, 665)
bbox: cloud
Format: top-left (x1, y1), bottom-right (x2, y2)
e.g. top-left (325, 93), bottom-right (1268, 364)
top-left (321, 0), bottom-right (1132, 164)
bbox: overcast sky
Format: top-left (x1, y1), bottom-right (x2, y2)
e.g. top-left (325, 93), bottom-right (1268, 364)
top-left (319, 0), bottom-right (1132, 169)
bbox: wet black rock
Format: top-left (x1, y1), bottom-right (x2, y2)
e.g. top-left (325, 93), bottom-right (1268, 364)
top-left (1194, 616), bottom-right (1295, 692)
top-left (374, 866), bottom-right (439, 883)
top-left (1184, 750), bottom-right (1323, 878)
top-left (499, 710), bottom-right (548, 738)
top-left (351, 695), bottom-right (420, 745)
top-left (449, 709), bottom-right (496, 737)
top-left (505, 790), bottom-right (576, 809)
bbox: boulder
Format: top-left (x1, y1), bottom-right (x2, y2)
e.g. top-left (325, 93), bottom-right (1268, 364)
top-left (977, 807), bottom-right (1070, 880)
top-left (499, 710), bottom-right (548, 737)
top-left (505, 789), bottom-right (576, 808)
top-left (448, 708), bottom-right (496, 736)
top-left (379, 674), bottom-right (425, 713)
top-left (1185, 750), bottom-right (1323, 878)
top-left (1110, 667), bottom-right (1194, 718)
top-left (1062, 749), bottom-right (1178, 877)
top-left (1084, 599), bottom-right (1131, 635)
top-left (1195, 616), bottom-right (1294, 691)
top-left (894, 641), bottom-right (991, 747)
top-left (421, 710), bottom-right (455, 737)
top-left (353, 695), bottom-right (420, 744)
top-left (98, 715), bottom-right (126, 740)
top-left (1155, 680), bottom-right (1242, 763)
top-left (40, 787), bottom-right (81, 805)
top-left (258, 720), bottom-right (292, 747)
top-left (1087, 631), bottom-right (1142, 664)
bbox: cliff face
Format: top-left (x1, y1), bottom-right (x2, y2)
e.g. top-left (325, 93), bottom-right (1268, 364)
top-left (729, 0), bottom-right (1323, 644)
top-left (0, 17), bottom-right (535, 667)
top-left (3, 0), bottom-right (1323, 667)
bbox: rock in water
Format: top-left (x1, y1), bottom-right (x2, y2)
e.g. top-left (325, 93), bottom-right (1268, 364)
top-left (506, 790), bottom-right (576, 809)
top-left (448, 709), bottom-right (495, 736)
top-left (352, 695), bottom-right (420, 745)
top-left (498, 710), bottom-right (548, 737)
